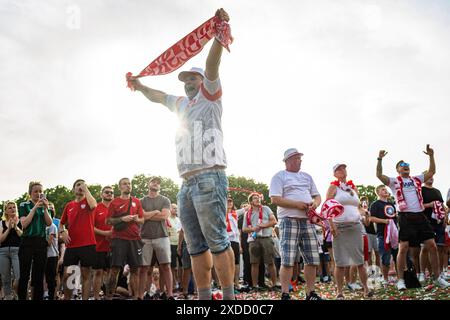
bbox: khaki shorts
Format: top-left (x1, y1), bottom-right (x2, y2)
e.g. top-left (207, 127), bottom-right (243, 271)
top-left (142, 237), bottom-right (171, 266)
top-left (249, 237), bottom-right (274, 264)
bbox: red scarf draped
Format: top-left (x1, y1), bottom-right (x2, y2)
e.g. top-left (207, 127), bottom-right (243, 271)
top-left (331, 180), bottom-right (356, 190)
top-left (394, 176), bottom-right (424, 212)
top-left (226, 210), bottom-right (237, 232)
top-left (126, 16), bottom-right (233, 90)
top-left (246, 206), bottom-right (263, 228)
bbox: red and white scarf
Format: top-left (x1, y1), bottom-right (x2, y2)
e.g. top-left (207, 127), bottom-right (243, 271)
top-left (384, 219), bottom-right (399, 250)
top-left (331, 180), bottom-right (356, 191)
top-left (394, 176), bottom-right (424, 212)
top-left (226, 210), bottom-right (237, 233)
top-left (432, 201), bottom-right (446, 223)
top-left (320, 199), bottom-right (345, 220)
top-left (246, 206), bottom-right (263, 228)
top-left (126, 16), bottom-right (233, 90)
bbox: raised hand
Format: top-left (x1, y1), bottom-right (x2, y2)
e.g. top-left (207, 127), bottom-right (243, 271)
top-left (378, 150), bottom-right (388, 159)
top-left (423, 144), bottom-right (434, 156)
top-left (215, 8), bottom-right (230, 22)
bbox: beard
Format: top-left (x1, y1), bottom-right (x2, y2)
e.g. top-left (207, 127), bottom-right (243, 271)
top-left (150, 187), bottom-right (159, 192)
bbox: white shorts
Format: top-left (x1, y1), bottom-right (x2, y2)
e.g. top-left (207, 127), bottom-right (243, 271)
top-left (141, 237), bottom-right (171, 266)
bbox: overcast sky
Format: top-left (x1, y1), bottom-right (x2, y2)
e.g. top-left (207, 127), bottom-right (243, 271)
top-left (1, 0), bottom-right (450, 202)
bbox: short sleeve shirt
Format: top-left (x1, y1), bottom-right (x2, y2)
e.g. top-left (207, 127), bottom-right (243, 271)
top-left (107, 197), bottom-right (144, 241)
top-left (60, 198), bottom-right (96, 249)
top-left (140, 195), bottom-right (171, 239)
top-left (269, 170), bottom-right (320, 219)
top-left (19, 201), bottom-right (49, 238)
top-left (388, 175), bottom-right (424, 213)
top-left (164, 77), bottom-right (227, 177)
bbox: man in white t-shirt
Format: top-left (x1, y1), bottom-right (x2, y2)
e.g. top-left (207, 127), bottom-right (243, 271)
top-left (128, 9), bottom-right (235, 300)
top-left (269, 148), bottom-right (322, 300)
top-left (376, 145), bottom-right (449, 290)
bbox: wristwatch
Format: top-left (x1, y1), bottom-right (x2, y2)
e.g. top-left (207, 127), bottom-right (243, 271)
top-left (377, 157), bottom-right (382, 160)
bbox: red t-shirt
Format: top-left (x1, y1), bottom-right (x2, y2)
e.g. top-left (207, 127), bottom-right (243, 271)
top-left (107, 197), bottom-right (143, 241)
top-left (60, 198), bottom-right (96, 249)
top-left (94, 202), bottom-right (112, 252)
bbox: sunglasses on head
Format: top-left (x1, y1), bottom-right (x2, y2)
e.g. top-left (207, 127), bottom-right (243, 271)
top-left (399, 162), bottom-right (410, 167)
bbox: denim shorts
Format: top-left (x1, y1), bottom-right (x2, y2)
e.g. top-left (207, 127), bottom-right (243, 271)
top-left (377, 235), bottom-right (398, 267)
top-left (178, 170), bottom-right (230, 256)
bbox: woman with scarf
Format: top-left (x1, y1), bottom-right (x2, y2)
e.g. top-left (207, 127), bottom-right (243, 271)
top-left (327, 164), bottom-right (373, 299)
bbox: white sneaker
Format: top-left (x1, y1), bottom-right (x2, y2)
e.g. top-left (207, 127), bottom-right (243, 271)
top-left (435, 276), bottom-right (450, 289)
top-left (347, 283), bottom-right (357, 291)
top-left (441, 272), bottom-right (450, 281)
top-left (380, 279), bottom-right (388, 286)
top-left (397, 279), bottom-right (406, 291)
top-left (418, 273), bottom-right (426, 283)
top-left (353, 283), bottom-right (363, 290)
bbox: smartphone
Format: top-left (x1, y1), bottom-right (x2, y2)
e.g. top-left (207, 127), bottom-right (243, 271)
top-left (39, 193), bottom-right (46, 201)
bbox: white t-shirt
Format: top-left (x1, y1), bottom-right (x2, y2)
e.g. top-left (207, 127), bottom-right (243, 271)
top-left (165, 77), bottom-right (227, 177)
top-left (226, 211), bottom-right (240, 243)
top-left (242, 206), bottom-right (274, 242)
top-left (333, 185), bottom-right (361, 223)
top-left (168, 216), bottom-right (182, 246)
top-left (388, 174), bottom-right (425, 213)
top-left (269, 170), bottom-right (320, 219)
top-left (46, 223), bottom-right (59, 258)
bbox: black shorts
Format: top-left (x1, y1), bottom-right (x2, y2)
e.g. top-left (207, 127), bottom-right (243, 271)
top-left (231, 241), bottom-right (240, 265)
top-left (110, 238), bottom-right (143, 268)
top-left (93, 251), bottom-right (112, 270)
top-left (432, 223), bottom-right (446, 246)
top-left (398, 212), bottom-right (435, 245)
top-left (63, 245), bottom-right (96, 267)
top-left (170, 245), bottom-right (182, 268)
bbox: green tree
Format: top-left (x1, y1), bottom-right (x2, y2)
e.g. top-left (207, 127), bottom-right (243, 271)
top-left (227, 175), bottom-right (275, 213)
top-left (356, 184), bottom-right (377, 204)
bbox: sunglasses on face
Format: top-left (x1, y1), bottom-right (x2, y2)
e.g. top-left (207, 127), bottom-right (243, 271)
top-left (104, 191), bottom-right (113, 195)
top-left (399, 162), bottom-right (410, 167)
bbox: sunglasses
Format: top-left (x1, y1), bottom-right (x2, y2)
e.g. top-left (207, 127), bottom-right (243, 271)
top-left (399, 162), bottom-right (410, 167)
top-left (103, 191), bottom-right (113, 195)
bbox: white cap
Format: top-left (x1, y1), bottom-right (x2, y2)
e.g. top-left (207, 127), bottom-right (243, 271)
top-left (333, 163), bottom-right (347, 173)
top-left (283, 148), bottom-right (303, 162)
top-left (178, 67), bottom-right (205, 82)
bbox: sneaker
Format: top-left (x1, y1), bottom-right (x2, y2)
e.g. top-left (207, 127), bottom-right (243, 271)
top-left (380, 279), bottom-right (388, 286)
top-left (397, 279), bottom-right (406, 291)
top-left (441, 272), bottom-right (450, 281)
top-left (435, 276), bottom-right (450, 289)
top-left (418, 273), bottom-right (426, 284)
top-left (305, 291), bottom-right (323, 300)
top-left (347, 283), bottom-right (357, 291)
top-left (159, 292), bottom-right (168, 300)
top-left (281, 292), bottom-right (291, 300)
top-left (269, 286), bottom-right (281, 292)
top-left (297, 275), bottom-right (306, 283)
top-left (352, 283), bottom-right (363, 290)
top-left (322, 275), bottom-right (330, 283)
top-left (143, 292), bottom-right (152, 300)
top-left (167, 296), bottom-right (175, 300)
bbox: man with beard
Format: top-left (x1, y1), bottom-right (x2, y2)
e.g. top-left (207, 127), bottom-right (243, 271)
top-left (106, 178), bottom-right (144, 300)
top-left (129, 8), bottom-right (235, 300)
top-left (92, 185), bottom-right (114, 300)
top-left (376, 145), bottom-right (450, 290)
top-left (60, 179), bottom-right (97, 300)
top-left (138, 177), bottom-right (173, 300)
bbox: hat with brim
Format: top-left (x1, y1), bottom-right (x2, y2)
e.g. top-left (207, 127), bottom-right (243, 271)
top-left (283, 148), bottom-right (304, 162)
top-left (178, 67), bottom-right (205, 82)
top-left (333, 163), bottom-right (347, 173)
